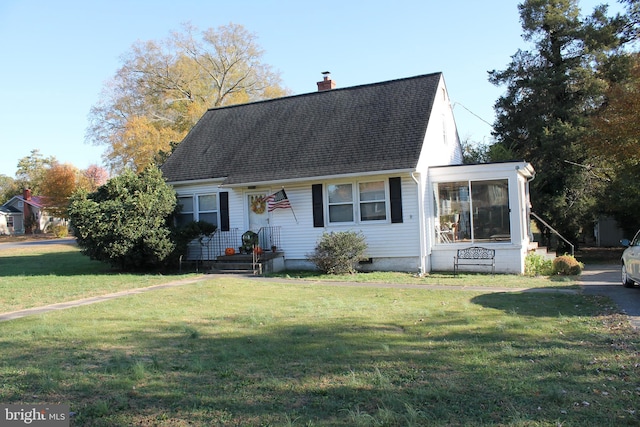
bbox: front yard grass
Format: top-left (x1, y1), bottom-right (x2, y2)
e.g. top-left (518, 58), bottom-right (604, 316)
top-left (0, 243), bottom-right (196, 312)
top-left (0, 244), bottom-right (638, 426)
top-left (268, 269), bottom-right (579, 289)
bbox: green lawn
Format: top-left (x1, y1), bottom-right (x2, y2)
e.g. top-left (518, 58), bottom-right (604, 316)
top-left (0, 244), bottom-right (638, 426)
top-left (0, 243), bottom-right (196, 312)
top-left (266, 269), bottom-right (579, 289)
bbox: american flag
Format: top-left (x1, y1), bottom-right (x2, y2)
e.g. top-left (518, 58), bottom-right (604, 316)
top-left (265, 189), bottom-right (291, 212)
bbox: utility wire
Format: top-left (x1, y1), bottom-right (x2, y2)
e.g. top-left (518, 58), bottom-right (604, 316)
top-left (452, 102), bottom-right (494, 128)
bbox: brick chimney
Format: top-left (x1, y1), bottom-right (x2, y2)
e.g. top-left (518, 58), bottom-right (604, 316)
top-left (23, 188), bottom-right (31, 201)
top-left (317, 71), bottom-right (336, 92)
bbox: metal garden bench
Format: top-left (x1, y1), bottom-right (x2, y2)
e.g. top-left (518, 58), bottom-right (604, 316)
top-left (453, 246), bottom-right (495, 276)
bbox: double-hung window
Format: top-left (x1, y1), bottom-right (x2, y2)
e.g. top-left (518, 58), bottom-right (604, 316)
top-left (328, 180), bottom-right (387, 224)
top-left (176, 194), bottom-right (218, 228)
top-left (197, 194), bottom-right (218, 227)
top-left (328, 183), bottom-right (354, 223)
top-left (176, 196), bottom-right (194, 227)
top-left (359, 181), bottom-right (386, 221)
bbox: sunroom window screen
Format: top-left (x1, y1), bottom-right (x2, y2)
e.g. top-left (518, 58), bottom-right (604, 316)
top-left (435, 179), bottom-right (510, 244)
top-left (471, 180), bottom-right (510, 242)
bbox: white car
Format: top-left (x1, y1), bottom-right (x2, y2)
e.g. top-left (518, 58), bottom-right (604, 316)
top-left (621, 229), bottom-right (640, 287)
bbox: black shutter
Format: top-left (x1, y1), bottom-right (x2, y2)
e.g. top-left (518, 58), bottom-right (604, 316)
top-left (389, 177), bottom-right (403, 223)
top-left (219, 192), bottom-right (230, 231)
top-left (312, 184), bottom-right (324, 227)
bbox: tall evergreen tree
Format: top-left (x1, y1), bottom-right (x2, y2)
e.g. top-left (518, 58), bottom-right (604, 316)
top-left (489, 0), bottom-right (625, 247)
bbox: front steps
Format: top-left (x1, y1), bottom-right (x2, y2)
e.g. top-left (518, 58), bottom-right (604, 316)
top-left (209, 251), bottom-right (285, 275)
top-left (528, 242), bottom-right (556, 261)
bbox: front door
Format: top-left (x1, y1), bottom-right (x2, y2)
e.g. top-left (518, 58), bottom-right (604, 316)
top-left (247, 192), bottom-right (270, 232)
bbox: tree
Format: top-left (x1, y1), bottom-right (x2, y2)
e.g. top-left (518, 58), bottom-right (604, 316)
top-left (620, 0), bottom-right (640, 41)
top-left (87, 23), bottom-right (290, 173)
top-left (489, 0), bottom-right (626, 247)
top-left (587, 53), bottom-right (640, 163)
top-left (68, 166), bottom-right (177, 270)
top-left (461, 138), bottom-right (516, 164)
top-left (584, 53), bottom-right (640, 234)
top-left (39, 163), bottom-right (79, 219)
top-left (14, 149), bottom-right (56, 195)
top-left (0, 174), bottom-right (19, 204)
top-left (80, 164), bottom-right (109, 192)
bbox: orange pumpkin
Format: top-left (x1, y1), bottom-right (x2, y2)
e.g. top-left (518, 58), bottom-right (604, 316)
top-left (253, 247), bottom-right (264, 255)
top-left (225, 247), bottom-right (236, 256)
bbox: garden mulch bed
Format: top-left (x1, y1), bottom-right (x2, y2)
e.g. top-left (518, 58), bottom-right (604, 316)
top-left (575, 246), bottom-right (623, 264)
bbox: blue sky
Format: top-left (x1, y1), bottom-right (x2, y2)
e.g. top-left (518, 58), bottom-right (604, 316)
top-left (0, 0), bottom-right (623, 178)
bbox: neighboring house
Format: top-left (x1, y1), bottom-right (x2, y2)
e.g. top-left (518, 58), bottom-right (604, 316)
top-left (0, 189), bottom-right (64, 235)
top-left (594, 216), bottom-right (626, 247)
top-left (160, 72), bottom-right (536, 274)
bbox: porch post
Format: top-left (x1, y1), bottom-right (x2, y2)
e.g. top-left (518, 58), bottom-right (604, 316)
top-left (411, 172), bottom-right (428, 275)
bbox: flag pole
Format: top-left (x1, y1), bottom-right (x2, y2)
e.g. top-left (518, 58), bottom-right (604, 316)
top-left (284, 187), bottom-right (298, 223)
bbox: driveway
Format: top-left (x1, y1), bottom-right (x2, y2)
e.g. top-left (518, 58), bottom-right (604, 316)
top-left (0, 237), bottom-right (76, 250)
top-left (580, 263), bottom-right (640, 329)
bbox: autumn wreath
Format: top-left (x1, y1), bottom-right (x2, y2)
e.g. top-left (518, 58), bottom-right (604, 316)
top-left (251, 196), bottom-right (266, 214)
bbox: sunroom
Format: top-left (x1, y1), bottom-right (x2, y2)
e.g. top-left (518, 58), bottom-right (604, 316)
top-left (427, 161), bottom-right (535, 274)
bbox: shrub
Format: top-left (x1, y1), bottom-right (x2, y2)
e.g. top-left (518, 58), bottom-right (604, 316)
top-left (307, 231), bottom-right (368, 274)
top-left (171, 220), bottom-right (217, 260)
top-left (553, 254), bottom-right (583, 275)
top-left (50, 224), bottom-right (69, 238)
top-left (68, 166), bottom-right (177, 271)
top-left (525, 253), bottom-right (554, 276)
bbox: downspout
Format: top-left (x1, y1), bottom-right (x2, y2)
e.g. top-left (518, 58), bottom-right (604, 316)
top-left (525, 171), bottom-right (536, 242)
top-left (411, 171), bottom-right (427, 276)
top-left (521, 168), bottom-right (537, 274)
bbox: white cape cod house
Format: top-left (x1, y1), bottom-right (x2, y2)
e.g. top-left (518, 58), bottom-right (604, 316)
top-left (160, 73), bottom-right (536, 274)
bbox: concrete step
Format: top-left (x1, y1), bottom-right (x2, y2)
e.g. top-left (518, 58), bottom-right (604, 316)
top-left (207, 251), bottom-right (284, 275)
top-left (210, 261), bottom-right (262, 275)
top-left (529, 245), bottom-right (556, 261)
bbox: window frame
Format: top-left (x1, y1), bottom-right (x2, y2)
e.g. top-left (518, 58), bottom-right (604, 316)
top-left (358, 180), bottom-right (388, 222)
top-left (176, 193), bottom-right (219, 228)
top-left (196, 193), bottom-right (218, 227)
top-left (434, 178), bottom-right (511, 245)
top-left (326, 179), bottom-right (389, 225)
top-left (327, 182), bottom-right (355, 224)
top-left (176, 195), bottom-right (194, 227)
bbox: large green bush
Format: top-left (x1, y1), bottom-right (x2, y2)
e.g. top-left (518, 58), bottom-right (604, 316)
top-left (171, 220), bottom-right (217, 261)
top-left (307, 231), bottom-right (368, 274)
top-left (68, 167), bottom-right (177, 271)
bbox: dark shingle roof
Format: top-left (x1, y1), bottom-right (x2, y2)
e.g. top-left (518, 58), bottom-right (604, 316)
top-left (0, 205), bottom-right (20, 214)
top-left (161, 73), bottom-right (442, 184)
